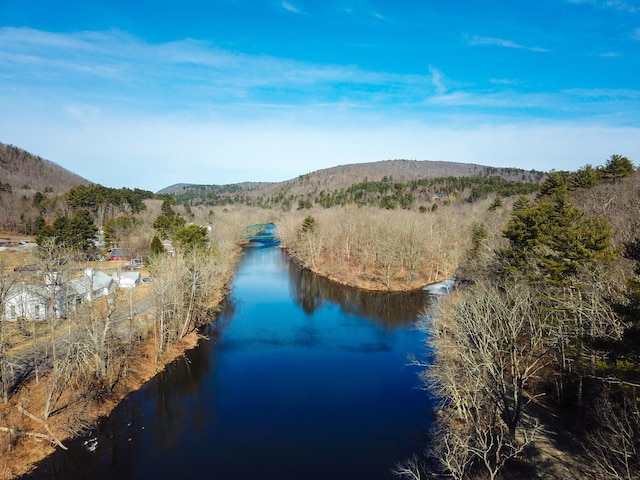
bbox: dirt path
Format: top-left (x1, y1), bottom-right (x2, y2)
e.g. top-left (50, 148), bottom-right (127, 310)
top-left (515, 401), bottom-right (594, 480)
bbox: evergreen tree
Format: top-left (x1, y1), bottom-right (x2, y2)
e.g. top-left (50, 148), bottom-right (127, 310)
top-left (35, 209), bottom-right (97, 253)
top-left (161, 199), bottom-right (176, 217)
top-left (299, 215), bottom-right (316, 235)
top-left (537, 171), bottom-right (570, 199)
top-left (152, 213), bottom-right (186, 240)
top-left (501, 196), bottom-right (614, 285)
top-left (174, 224), bottom-right (209, 252)
top-left (69, 208), bottom-right (98, 252)
top-left (149, 235), bottom-right (166, 257)
top-left (599, 154), bottom-right (635, 183)
top-left (569, 164), bottom-right (599, 190)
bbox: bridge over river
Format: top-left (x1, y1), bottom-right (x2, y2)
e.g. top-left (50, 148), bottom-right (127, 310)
top-left (241, 222), bottom-right (281, 246)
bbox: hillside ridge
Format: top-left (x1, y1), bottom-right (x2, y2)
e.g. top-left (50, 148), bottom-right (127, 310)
top-left (157, 159), bottom-right (537, 194)
top-left (159, 158), bottom-right (544, 209)
top-left (0, 142), bottom-right (91, 231)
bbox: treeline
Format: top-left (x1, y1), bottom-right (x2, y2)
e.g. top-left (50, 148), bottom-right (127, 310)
top-left (315, 174), bottom-right (540, 209)
top-left (172, 183), bottom-right (246, 206)
top-left (398, 155), bottom-right (640, 479)
top-left (20, 185), bottom-right (159, 255)
top-left (176, 173), bottom-right (542, 212)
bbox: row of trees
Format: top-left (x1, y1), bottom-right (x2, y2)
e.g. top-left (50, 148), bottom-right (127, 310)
top-left (400, 158), bottom-right (639, 479)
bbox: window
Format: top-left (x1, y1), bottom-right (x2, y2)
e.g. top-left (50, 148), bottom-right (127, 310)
top-left (10, 305), bottom-right (16, 319)
top-left (34, 305), bottom-right (40, 320)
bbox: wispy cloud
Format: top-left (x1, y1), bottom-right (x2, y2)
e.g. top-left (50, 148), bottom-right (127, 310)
top-left (281, 1), bottom-right (302, 14)
top-left (1, 26), bottom-right (639, 191)
top-left (469, 35), bottom-right (548, 52)
top-left (604, 0), bottom-right (639, 12)
top-left (0, 27), bottom-right (442, 112)
top-left (1, 27), bottom-right (638, 123)
top-left (567, 0), bottom-right (639, 12)
top-left (632, 27), bottom-right (640, 40)
top-left (429, 66), bottom-right (446, 95)
top-left (597, 51), bottom-right (622, 57)
top-left (339, 1), bottom-right (386, 22)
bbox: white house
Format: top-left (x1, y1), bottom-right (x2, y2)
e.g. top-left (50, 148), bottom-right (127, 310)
top-left (112, 271), bottom-right (141, 289)
top-left (68, 269), bottom-right (114, 304)
top-left (3, 284), bottom-right (56, 321)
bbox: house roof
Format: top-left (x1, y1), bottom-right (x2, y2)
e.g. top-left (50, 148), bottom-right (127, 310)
top-left (113, 272), bottom-right (141, 286)
top-left (6, 284), bottom-right (49, 302)
top-left (69, 271), bottom-right (113, 295)
top-left (110, 248), bottom-right (132, 257)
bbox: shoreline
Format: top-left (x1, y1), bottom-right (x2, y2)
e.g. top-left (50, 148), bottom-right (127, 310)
top-left (280, 245), bottom-right (449, 293)
top-left (1, 328), bottom-right (203, 479)
top-left (1, 246), bottom-right (242, 479)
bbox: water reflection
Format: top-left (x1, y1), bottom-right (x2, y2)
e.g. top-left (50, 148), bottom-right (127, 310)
top-left (288, 259), bottom-right (431, 328)
top-left (23, 247), bottom-right (433, 480)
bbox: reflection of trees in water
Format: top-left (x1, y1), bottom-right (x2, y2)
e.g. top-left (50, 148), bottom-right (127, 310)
top-left (25, 326), bottom-right (219, 480)
top-left (288, 260), bottom-right (431, 329)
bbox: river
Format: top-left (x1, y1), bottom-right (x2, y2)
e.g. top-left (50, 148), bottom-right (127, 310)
top-left (25, 246), bottom-right (434, 479)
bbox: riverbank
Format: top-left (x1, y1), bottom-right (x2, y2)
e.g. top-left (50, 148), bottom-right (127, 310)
top-left (0, 326), bottom-right (202, 479)
top-left (0, 243), bottom-right (241, 479)
top-left (281, 245), bottom-right (449, 292)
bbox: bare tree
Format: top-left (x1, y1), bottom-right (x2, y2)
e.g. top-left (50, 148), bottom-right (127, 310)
top-left (33, 237), bottom-right (75, 419)
top-left (585, 386), bottom-right (640, 480)
top-left (420, 281), bottom-right (551, 478)
top-left (0, 258), bottom-right (21, 403)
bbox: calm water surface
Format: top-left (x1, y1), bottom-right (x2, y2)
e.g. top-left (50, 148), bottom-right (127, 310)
top-left (27, 247), bottom-right (434, 479)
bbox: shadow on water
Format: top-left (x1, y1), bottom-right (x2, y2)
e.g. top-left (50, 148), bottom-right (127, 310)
top-left (288, 259), bottom-right (430, 329)
top-left (23, 247), bottom-right (435, 480)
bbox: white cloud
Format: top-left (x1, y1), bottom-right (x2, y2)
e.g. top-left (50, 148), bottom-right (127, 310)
top-left (597, 51), bottom-right (622, 57)
top-left (2, 105), bottom-right (638, 192)
top-left (429, 66), bottom-right (446, 95)
top-left (469, 35), bottom-right (548, 52)
top-left (281, 1), bottom-right (302, 14)
top-left (0, 27), bottom-right (639, 191)
top-left (632, 28), bottom-right (640, 40)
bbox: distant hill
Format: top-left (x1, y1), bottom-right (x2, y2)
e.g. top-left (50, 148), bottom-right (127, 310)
top-left (161, 159), bottom-right (546, 210)
top-left (0, 142), bottom-right (90, 231)
top-left (158, 181), bottom-right (273, 196)
top-left (0, 143), bottom-right (90, 194)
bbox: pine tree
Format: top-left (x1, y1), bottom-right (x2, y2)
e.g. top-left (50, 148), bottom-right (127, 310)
top-left (174, 224), bottom-right (209, 252)
top-left (149, 235), bottom-right (166, 257)
top-left (599, 154), bottom-right (635, 183)
top-left (501, 196), bottom-right (614, 285)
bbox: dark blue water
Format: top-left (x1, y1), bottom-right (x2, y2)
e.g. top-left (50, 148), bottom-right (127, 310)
top-left (27, 247), bottom-right (434, 479)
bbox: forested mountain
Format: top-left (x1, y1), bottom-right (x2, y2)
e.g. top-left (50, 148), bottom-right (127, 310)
top-left (0, 143), bottom-right (90, 231)
top-left (0, 143), bottom-right (89, 194)
top-left (161, 159), bottom-right (545, 210)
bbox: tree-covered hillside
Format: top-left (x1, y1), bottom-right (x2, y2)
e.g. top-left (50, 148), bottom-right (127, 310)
top-left (166, 160), bottom-right (545, 211)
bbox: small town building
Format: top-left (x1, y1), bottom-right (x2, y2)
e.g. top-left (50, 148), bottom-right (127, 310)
top-left (68, 268), bottom-right (114, 303)
top-left (110, 248), bottom-right (133, 261)
top-left (3, 284), bottom-right (51, 321)
top-left (113, 271), bottom-right (141, 289)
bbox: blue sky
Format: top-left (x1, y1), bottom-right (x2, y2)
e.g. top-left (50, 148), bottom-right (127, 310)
top-left (1, 0), bottom-right (639, 191)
